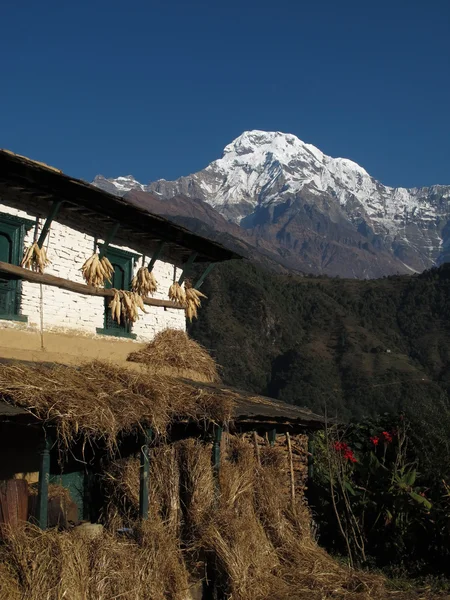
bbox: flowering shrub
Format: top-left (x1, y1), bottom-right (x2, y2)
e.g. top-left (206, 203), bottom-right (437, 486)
top-left (310, 415), bottom-right (437, 573)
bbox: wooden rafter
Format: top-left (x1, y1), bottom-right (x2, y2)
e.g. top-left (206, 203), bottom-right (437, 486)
top-left (0, 261), bottom-right (184, 310)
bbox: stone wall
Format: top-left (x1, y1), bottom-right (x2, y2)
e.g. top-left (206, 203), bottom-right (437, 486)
top-left (0, 198), bottom-right (186, 343)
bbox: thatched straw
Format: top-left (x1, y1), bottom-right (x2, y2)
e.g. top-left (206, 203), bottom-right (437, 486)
top-left (0, 361), bottom-right (233, 451)
top-left (127, 329), bottom-right (221, 383)
top-left (0, 521), bottom-right (191, 600)
top-left (101, 437), bottom-right (387, 600)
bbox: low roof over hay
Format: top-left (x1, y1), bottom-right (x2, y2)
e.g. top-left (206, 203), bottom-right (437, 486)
top-left (0, 355), bottom-right (325, 449)
top-left (0, 361), bottom-right (231, 450)
top-left (127, 329), bottom-right (220, 383)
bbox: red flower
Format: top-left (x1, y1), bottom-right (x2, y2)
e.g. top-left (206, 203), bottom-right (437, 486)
top-left (370, 436), bottom-right (380, 446)
top-left (334, 441), bottom-right (349, 452)
top-left (382, 431), bottom-right (393, 443)
top-left (343, 449), bottom-right (357, 463)
top-left (334, 441), bottom-right (357, 463)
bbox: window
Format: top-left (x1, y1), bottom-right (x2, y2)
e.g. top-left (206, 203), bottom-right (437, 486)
top-left (0, 213), bottom-right (34, 321)
top-left (96, 246), bottom-right (139, 339)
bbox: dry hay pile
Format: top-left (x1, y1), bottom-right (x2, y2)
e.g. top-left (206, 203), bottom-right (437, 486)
top-left (103, 436), bottom-right (386, 600)
top-left (127, 329), bottom-right (221, 383)
top-left (0, 360), bottom-right (232, 452)
top-left (0, 521), bottom-right (190, 600)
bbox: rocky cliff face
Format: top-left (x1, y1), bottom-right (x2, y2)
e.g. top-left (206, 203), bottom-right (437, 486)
top-left (93, 131), bottom-right (450, 278)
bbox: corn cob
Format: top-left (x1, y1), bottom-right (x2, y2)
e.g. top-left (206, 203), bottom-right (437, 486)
top-left (21, 243), bottom-right (51, 274)
top-left (81, 252), bottom-right (114, 287)
top-left (185, 286), bottom-right (207, 321)
top-left (168, 282), bottom-right (186, 306)
top-left (109, 289), bottom-right (147, 325)
top-left (131, 266), bottom-right (158, 296)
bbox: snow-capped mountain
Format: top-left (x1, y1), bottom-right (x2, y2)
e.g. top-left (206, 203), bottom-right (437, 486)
top-left (93, 131), bottom-right (450, 277)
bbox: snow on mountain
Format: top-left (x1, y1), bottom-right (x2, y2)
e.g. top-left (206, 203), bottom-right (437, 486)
top-left (92, 174), bottom-right (145, 195)
top-left (93, 130), bottom-right (450, 276)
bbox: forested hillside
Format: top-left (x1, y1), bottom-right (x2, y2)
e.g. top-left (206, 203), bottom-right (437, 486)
top-left (189, 260), bottom-right (450, 431)
top-left (189, 261), bottom-right (450, 578)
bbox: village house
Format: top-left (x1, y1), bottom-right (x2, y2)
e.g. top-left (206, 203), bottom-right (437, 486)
top-left (0, 150), bottom-right (328, 600)
top-left (0, 149), bottom-right (240, 364)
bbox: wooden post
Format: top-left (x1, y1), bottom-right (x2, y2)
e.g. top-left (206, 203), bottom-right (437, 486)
top-left (177, 252), bottom-right (198, 285)
top-left (285, 432), bottom-right (296, 511)
top-left (37, 433), bottom-right (52, 529)
top-left (307, 434), bottom-right (314, 480)
top-left (37, 201), bottom-right (63, 248)
top-left (268, 428), bottom-right (276, 447)
top-left (253, 431), bottom-right (261, 466)
top-left (194, 263), bottom-right (215, 290)
top-left (139, 428), bottom-right (153, 520)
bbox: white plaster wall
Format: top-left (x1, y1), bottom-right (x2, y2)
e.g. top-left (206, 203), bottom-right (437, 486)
top-left (0, 200), bottom-right (186, 342)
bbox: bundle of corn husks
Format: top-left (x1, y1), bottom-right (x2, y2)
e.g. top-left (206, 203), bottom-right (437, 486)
top-left (168, 282), bottom-right (186, 306)
top-left (131, 267), bottom-right (158, 296)
top-left (109, 289), bottom-right (147, 324)
top-left (185, 286), bottom-right (207, 322)
top-left (21, 243), bottom-right (50, 274)
top-left (81, 252), bottom-right (114, 287)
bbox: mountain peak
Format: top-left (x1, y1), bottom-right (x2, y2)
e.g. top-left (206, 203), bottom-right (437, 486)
top-left (92, 129), bottom-right (450, 277)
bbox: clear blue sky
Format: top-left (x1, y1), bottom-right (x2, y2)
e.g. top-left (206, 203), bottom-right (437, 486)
top-left (1, 0), bottom-right (449, 188)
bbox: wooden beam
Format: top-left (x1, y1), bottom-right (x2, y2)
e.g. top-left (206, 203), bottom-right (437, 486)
top-left (37, 201), bottom-right (63, 248)
top-left (268, 428), bottom-right (277, 447)
top-left (178, 252), bottom-right (198, 285)
top-left (0, 261), bottom-right (184, 310)
top-left (98, 222), bottom-right (120, 259)
top-left (1, 151), bottom-right (242, 262)
top-left (37, 432), bottom-right (52, 529)
top-left (194, 263), bottom-right (215, 290)
top-left (285, 432), bottom-right (296, 512)
top-left (147, 241), bottom-right (165, 272)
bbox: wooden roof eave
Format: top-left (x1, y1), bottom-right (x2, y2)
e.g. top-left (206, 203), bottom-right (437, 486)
top-left (0, 150), bottom-right (242, 264)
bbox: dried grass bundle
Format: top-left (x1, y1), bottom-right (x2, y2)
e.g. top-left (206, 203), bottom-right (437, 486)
top-left (0, 436), bottom-right (394, 600)
top-left (28, 482), bottom-right (73, 504)
top-left (178, 436), bottom-right (386, 600)
top-left (21, 242), bottom-right (50, 273)
top-left (127, 329), bottom-right (221, 383)
top-left (103, 446), bottom-right (180, 537)
top-left (0, 522), bottom-right (190, 600)
top-left (0, 361), bottom-right (233, 451)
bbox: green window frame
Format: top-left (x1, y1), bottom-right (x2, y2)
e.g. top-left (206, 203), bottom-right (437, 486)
top-left (96, 245), bottom-right (140, 339)
top-left (0, 213), bottom-right (34, 322)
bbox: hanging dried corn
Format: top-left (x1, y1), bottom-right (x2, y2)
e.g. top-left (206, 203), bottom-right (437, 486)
top-left (168, 282), bottom-right (186, 305)
top-left (109, 289), bottom-right (147, 324)
top-left (184, 281), bottom-right (207, 321)
top-left (168, 267), bottom-right (186, 306)
top-left (131, 266), bottom-right (158, 296)
top-left (81, 252), bottom-right (114, 287)
top-left (21, 242), bottom-right (51, 274)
